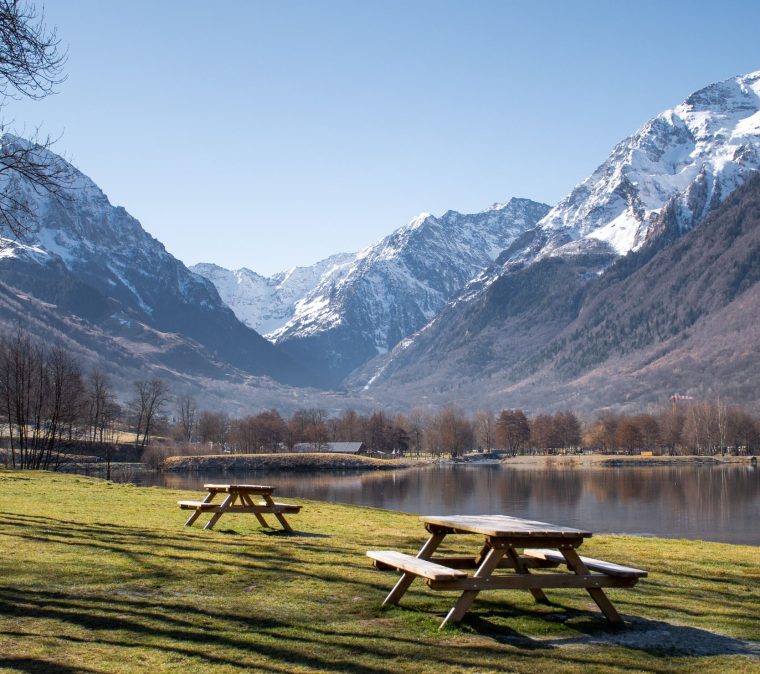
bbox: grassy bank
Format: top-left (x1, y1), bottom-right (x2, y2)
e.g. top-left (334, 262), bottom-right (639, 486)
top-left (162, 452), bottom-right (415, 472)
top-left (0, 471), bottom-right (758, 673)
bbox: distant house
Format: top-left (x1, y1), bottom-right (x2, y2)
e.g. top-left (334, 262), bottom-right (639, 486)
top-left (292, 442), bottom-right (367, 455)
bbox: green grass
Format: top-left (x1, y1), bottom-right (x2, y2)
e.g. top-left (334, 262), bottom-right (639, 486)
top-left (0, 470), bottom-right (758, 674)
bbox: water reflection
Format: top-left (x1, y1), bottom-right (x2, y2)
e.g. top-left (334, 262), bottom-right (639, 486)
top-left (116, 463), bottom-right (760, 545)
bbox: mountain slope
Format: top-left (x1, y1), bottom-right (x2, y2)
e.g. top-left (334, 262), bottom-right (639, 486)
top-left (191, 253), bottom-right (355, 335)
top-left (271, 198), bottom-right (550, 386)
top-left (0, 134), bottom-right (312, 387)
top-left (535, 70), bottom-right (760, 259)
top-left (358, 70), bottom-right (760, 410)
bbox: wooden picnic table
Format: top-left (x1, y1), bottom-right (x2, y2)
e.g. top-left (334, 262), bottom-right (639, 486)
top-left (178, 484), bottom-right (301, 532)
top-left (368, 514), bottom-right (646, 629)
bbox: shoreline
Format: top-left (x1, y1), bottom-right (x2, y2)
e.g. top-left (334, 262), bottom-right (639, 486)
top-left (498, 454), bottom-right (756, 468)
top-left (161, 452), bottom-right (417, 472)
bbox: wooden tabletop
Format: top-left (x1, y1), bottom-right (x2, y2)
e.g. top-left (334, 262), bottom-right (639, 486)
top-left (203, 484), bottom-right (274, 493)
top-left (419, 515), bottom-right (592, 538)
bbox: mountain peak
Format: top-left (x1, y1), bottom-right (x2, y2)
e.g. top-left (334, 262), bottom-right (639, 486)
top-left (534, 70), bottom-right (760, 259)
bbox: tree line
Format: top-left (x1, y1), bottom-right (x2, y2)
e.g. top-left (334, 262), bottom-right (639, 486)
top-left (0, 330), bottom-right (172, 473)
top-left (1, 329), bottom-right (758, 472)
top-left (156, 403), bottom-right (760, 459)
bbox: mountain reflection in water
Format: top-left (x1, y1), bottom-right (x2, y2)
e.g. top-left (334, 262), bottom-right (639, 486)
top-left (117, 463), bottom-right (760, 545)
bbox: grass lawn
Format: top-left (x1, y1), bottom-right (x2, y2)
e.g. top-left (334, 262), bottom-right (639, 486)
top-left (0, 470), bottom-right (758, 674)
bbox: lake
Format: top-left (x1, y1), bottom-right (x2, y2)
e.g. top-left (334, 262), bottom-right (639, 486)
top-left (113, 462), bottom-right (760, 545)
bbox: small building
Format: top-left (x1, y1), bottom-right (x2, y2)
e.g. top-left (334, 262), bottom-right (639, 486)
top-left (292, 442), bottom-right (367, 455)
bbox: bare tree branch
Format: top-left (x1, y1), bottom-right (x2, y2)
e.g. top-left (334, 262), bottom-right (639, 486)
top-left (0, 1), bottom-right (71, 241)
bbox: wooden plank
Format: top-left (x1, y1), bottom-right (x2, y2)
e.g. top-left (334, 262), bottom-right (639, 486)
top-left (524, 549), bottom-right (647, 578)
top-left (439, 546), bottom-right (506, 628)
top-left (177, 500), bottom-right (220, 510)
top-left (506, 546), bottom-right (549, 604)
top-left (183, 490), bottom-right (215, 526)
top-left (240, 493), bottom-right (270, 527)
top-left (560, 547), bottom-right (623, 624)
top-left (273, 512), bottom-right (294, 533)
top-left (203, 484), bottom-right (274, 494)
top-left (198, 505), bottom-right (298, 514)
top-left (428, 573), bottom-right (637, 591)
top-left (486, 536), bottom-right (586, 550)
top-left (373, 555), bottom-right (559, 571)
top-left (382, 533), bottom-right (446, 606)
top-left (203, 493), bottom-right (235, 530)
top-left (367, 551), bottom-right (467, 581)
top-left (420, 515), bottom-right (592, 539)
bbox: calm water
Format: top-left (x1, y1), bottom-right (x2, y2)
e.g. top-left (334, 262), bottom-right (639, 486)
top-left (114, 463), bottom-right (760, 545)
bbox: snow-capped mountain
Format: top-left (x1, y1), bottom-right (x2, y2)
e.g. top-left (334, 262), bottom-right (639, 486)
top-left (357, 70), bottom-right (760, 399)
top-left (0, 134), bottom-right (310, 386)
top-left (191, 253), bottom-right (356, 336)
top-left (269, 198), bottom-right (550, 385)
top-left (534, 70), bottom-right (760, 260)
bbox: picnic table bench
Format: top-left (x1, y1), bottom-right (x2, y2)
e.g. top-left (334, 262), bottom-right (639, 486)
top-left (178, 484), bottom-right (301, 532)
top-left (368, 514), bottom-right (646, 629)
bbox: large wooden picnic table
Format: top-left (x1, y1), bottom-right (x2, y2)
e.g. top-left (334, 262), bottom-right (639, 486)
top-left (178, 484), bottom-right (301, 532)
top-left (368, 514), bottom-right (646, 629)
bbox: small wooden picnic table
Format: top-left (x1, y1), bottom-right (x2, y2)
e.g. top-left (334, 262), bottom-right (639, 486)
top-left (368, 514), bottom-right (646, 629)
top-left (178, 484), bottom-right (301, 532)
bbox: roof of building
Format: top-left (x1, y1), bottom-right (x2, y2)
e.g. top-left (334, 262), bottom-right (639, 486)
top-left (293, 442), bottom-right (366, 454)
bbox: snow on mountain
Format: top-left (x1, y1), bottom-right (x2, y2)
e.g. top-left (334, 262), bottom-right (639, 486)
top-left (269, 198), bottom-right (551, 384)
top-left (191, 252), bottom-right (356, 336)
top-left (535, 70), bottom-right (760, 260)
top-left (357, 70), bottom-right (760, 395)
top-left (0, 134), bottom-right (309, 385)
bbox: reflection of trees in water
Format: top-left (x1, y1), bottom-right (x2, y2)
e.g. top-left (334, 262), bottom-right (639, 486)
top-left (582, 466), bottom-right (760, 510)
top-left (147, 465), bottom-right (760, 513)
top-left (120, 464), bottom-right (760, 543)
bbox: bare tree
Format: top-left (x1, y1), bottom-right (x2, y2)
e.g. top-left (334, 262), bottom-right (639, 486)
top-left (130, 379), bottom-right (170, 450)
top-left (196, 410), bottom-right (229, 450)
top-left (432, 406), bottom-right (474, 458)
top-left (0, 0), bottom-right (71, 240)
top-left (0, 329), bottom-right (83, 469)
top-left (474, 410), bottom-right (496, 452)
top-left (175, 393), bottom-right (197, 443)
top-left (496, 409), bottom-right (530, 455)
top-left (84, 370), bottom-right (120, 478)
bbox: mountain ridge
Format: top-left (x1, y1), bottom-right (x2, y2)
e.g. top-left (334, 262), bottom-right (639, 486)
top-left (0, 134), bottom-right (315, 389)
top-left (355, 70), bottom-right (760, 410)
top-left (270, 197), bottom-right (551, 386)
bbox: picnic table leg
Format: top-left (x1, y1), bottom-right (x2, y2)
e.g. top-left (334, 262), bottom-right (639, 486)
top-left (506, 546), bottom-right (549, 604)
top-left (204, 493), bottom-right (236, 530)
top-left (440, 546), bottom-right (506, 629)
top-left (382, 532), bottom-right (446, 607)
top-left (241, 494), bottom-right (271, 528)
top-left (262, 493), bottom-right (293, 532)
top-left (560, 546), bottom-right (623, 625)
top-left (185, 491), bottom-right (215, 527)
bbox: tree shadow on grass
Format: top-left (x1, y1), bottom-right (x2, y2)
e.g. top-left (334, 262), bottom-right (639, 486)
top-left (0, 657), bottom-right (102, 674)
top-left (462, 606), bottom-right (760, 658)
top-left (257, 528), bottom-right (331, 539)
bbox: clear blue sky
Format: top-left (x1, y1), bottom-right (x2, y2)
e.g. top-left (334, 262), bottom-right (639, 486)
top-left (5, 0), bottom-right (760, 275)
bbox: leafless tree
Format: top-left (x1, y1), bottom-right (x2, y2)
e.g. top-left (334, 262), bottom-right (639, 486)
top-left (496, 409), bottom-right (530, 455)
top-left (474, 410), bottom-right (496, 452)
top-left (175, 393), bottom-right (197, 443)
top-left (130, 379), bottom-right (170, 449)
top-left (428, 406), bottom-right (473, 458)
top-left (84, 369), bottom-right (120, 478)
top-left (196, 410), bottom-right (229, 450)
top-left (0, 0), bottom-right (72, 240)
top-left (0, 328), bottom-right (84, 469)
